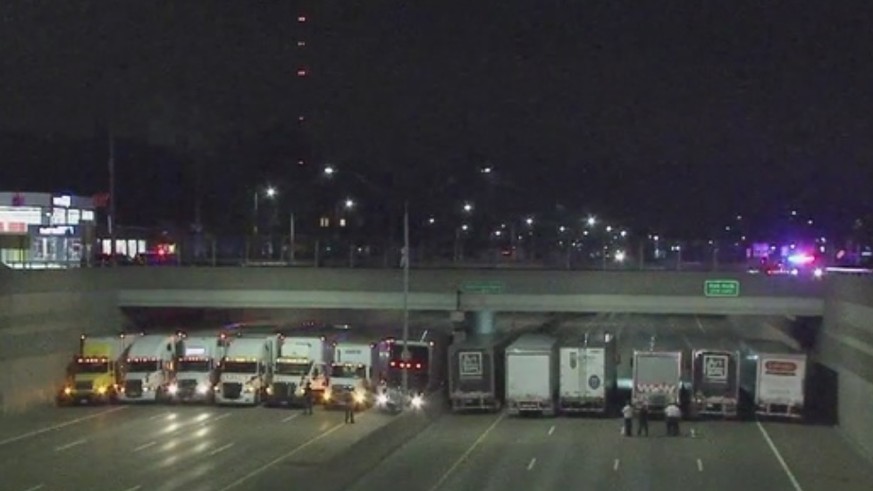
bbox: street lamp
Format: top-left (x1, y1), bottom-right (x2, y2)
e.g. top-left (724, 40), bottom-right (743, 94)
top-left (323, 165), bottom-right (336, 176)
top-left (463, 202), bottom-right (474, 213)
top-left (344, 198), bottom-right (355, 209)
top-left (252, 185), bottom-right (278, 235)
top-left (586, 216), bottom-right (597, 227)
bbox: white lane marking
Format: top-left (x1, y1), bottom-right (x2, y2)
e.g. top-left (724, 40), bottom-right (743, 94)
top-left (123, 486), bottom-right (142, 491)
top-left (695, 316), bottom-right (707, 333)
top-left (547, 425), bottom-right (555, 436)
top-left (756, 421), bottom-right (804, 491)
top-left (217, 422), bottom-right (345, 491)
top-left (527, 458), bottom-right (536, 471)
top-left (697, 458), bottom-right (704, 472)
top-left (148, 412), bottom-right (170, 420)
top-left (21, 485), bottom-right (45, 491)
top-left (210, 413), bottom-right (232, 423)
top-left (282, 413), bottom-right (301, 423)
top-left (55, 438), bottom-right (87, 452)
top-left (427, 412), bottom-right (506, 491)
top-left (132, 441), bottom-right (157, 452)
top-left (208, 442), bottom-right (235, 456)
top-left (613, 459), bottom-right (620, 471)
top-left (0, 406), bottom-right (127, 447)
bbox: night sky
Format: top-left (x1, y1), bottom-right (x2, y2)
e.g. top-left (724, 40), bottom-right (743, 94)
top-left (1, 1), bottom-right (872, 237)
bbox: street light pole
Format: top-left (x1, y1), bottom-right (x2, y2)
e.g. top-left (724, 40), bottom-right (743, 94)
top-left (252, 190), bottom-right (259, 236)
top-left (401, 200), bottom-right (410, 394)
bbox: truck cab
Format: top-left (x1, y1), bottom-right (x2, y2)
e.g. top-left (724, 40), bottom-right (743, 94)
top-left (168, 335), bottom-right (225, 403)
top-left (323, 342), bottom-right (374, 409)
top-left (58, 334), bottom-right (133, 406)
top-left (118, 334), bottom-right (182, 403)
top-left (215, 336), bottom-right (270, 406)
top-left (265, 335), bottom-right (329, 407)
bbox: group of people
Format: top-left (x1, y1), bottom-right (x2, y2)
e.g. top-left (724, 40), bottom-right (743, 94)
top-left (621, 400), bottom-right (683, 437)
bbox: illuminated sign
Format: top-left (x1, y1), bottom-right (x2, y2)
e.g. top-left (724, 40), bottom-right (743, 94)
top-left (0, 206), bottom-right (42, 225)
top-left (185, 347), bottom-right (207, 357)
top-left (764, 360), bottom-right (797, 376)
top-left (38, 225), bottom-right (74, 236)
top-left (52, 195), bottom-right (72, 208)
top-left (81, 210), bottom-right (95, 222)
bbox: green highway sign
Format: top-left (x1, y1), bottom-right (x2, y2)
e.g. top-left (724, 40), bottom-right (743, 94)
top-left (461, 281), bottom-right (505, 294)
top-left (704, 279), bottom-right (740, 297)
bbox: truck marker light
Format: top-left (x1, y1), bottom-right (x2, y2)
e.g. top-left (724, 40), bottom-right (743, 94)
top-left (64, 387), bottom-right (72, 395)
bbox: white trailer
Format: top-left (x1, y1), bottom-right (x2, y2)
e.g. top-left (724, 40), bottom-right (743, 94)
top-left (168, 335), bottom-right (225, 403)
top-left (632, 350), bottom-right (683, 412)
top-left (118, 334), bottom-right (181, 403)
top-left (215, 336), bottom-right (271, 406)
top-left (559, 332), bottom-right (616, 414)
top-left (265, 335), bottom-right (330, 406)
top-left (505, 334), bottom-right (558, 416)
top-left (741, 340), bottom-right (807, 419)
top-left (324, 342), bottom-right (374, 409)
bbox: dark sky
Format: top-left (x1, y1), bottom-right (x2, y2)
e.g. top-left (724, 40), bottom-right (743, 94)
top-left (2, 1), bottom-right (872, 236)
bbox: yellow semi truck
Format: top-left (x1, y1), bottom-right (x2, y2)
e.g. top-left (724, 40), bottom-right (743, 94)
top-left (57, 334), bottom-right (133, 406)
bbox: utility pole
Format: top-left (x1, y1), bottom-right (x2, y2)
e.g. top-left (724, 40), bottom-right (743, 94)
top-left (288, 212), bottom-right (296, 263)
top-left (108, 128), bottom-right (117, 267)
top-left (401, 200), bottom-right (411, 395)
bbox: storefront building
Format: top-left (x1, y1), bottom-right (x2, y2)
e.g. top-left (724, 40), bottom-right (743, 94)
top-left (0, 192), bottom-right (97, 269)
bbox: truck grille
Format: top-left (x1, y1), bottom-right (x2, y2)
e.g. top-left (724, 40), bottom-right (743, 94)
top-left (74, 381), bottom-right (92, 391)
top-left (125, 380), bottom-right (143, 397)
top-left (272, 382), bottom-right (293, 397)
top-left (222, 382), bottom-right (242, 399)
top-left (178, 379), bottom-right (198, 395)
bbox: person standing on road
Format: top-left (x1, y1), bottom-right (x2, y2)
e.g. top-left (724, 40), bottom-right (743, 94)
top-left (621, 401), bottom-right (634, 437)
top-left (302, 381), bottom-right (313, 415)
top-left (344, 391), bottom-right (356, 424)
top-left (637, 403), bottom-right (649, 437)
top-left (665, 402), bottom-right (682, 436)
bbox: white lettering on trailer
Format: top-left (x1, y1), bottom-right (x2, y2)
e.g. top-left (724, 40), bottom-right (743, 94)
top-left (703, 355), bottom-right (729, 382)
top-left (459, 352), bottom-right (483, 378)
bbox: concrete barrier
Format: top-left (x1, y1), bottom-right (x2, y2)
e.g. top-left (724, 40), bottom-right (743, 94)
top-left (314, 392), bottom-right (448, 491)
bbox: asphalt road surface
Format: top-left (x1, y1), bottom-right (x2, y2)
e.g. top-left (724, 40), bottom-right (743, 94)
top-left (347, 313), bottom-right (873, 491)
top-left (0, 403), bottom-right (392, 491)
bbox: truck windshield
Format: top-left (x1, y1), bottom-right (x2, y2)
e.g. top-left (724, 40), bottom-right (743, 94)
top-left (330, 365), bottom-right (366, 378)
top-left (76, 361), bottom-right (109, 373)
top-left (178, 360), bottom-right (210, 372)
top-left (276, 362), bottom-right (311, 376)
top-left (128, 361), bottom-right (159, 372)
top-left (223, 361), bottom-right (257, 373)
top-left (389, 345), bottom-right (429, 366)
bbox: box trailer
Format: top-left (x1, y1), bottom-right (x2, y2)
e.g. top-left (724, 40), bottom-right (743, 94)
top-left (632, 350), bottom-right (683, 412)
top-left (558, 329), bottom-right (617, 414)
top-left (505, 334), bottom-right (558, 416)
top-left (740, 340), bottom-right (807, 419)
top-left (691, 349), bottom-right (740, 417)
top-left (448, 334), bottom-right (513, 412)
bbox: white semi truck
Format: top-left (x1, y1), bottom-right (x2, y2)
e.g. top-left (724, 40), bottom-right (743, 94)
top-left (118, 334), bottom-right (182, 403)
top-left (323, 342), bottom-right (374, 409)
top-left (632, 349), bottom-right (683, 412)
top-left (504, 334), bottom-right (559, 416)
top-left (168, 335), bottom-right (225, 403)
top-left (558, 330), bottom-right (617, 414)
top-left (740, 340), bottom-right (807, 419)
top-left (265, 335), bottom-right (329, 407)
top-left (215, 336), bottom-right (271, 406)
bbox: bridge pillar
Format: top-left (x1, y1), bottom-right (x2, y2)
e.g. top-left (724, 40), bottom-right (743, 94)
top-left (473, 310), bottom-right (495, 336)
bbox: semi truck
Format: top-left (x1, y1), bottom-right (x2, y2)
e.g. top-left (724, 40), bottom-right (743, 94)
top-left (448, 333), bottom-right (514, 412)
top-left (632, 349), bottom-right (683, 412)
top-left (215, 335), bottom-right (271, 406)
top-left (323, 341), bottom-right (375, 409)
top-left (505, 334), bottom-right (559, 416)
top-left (167, 335), bottom-right (225, 403)
top-left (265, 335), bottom-right (330, 407)
top-left (691, 349), bottom-right (740, 417)
top-left (740, 340), bottom-right (807, 419)
top-left (558, 330), bottom-right (617, 414)
top-left (58, 334), bottom-right (133, 405)
top-left (118, 334), bottom-right (182, 403)
top-left (376, 331), bottom-right (447, 395)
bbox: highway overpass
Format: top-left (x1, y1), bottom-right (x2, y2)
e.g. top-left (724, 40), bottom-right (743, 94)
top-left (81, 267), bottom-right (831, 316)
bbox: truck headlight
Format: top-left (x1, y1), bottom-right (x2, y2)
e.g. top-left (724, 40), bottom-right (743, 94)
top-left (266, 386), bottom-right (274, 395)
top-left (168, 384), bottom-right (178, 395)
top-left (97, 386), bottom-right (108, 395)
top-left (354, 392), bottom-right (365, 404)
top-left (197, 383), bottom-right (210, 395)
top-left (411, 395), bottom-right (424, 409)
top-left (244, 384), bottom-right (255, 393)
top-left (323, 390), bottom-right (331, 402)
top-left (64, 387), bottom-right (72, 395)
top-left (376, 394), bottom-right (388, 406)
